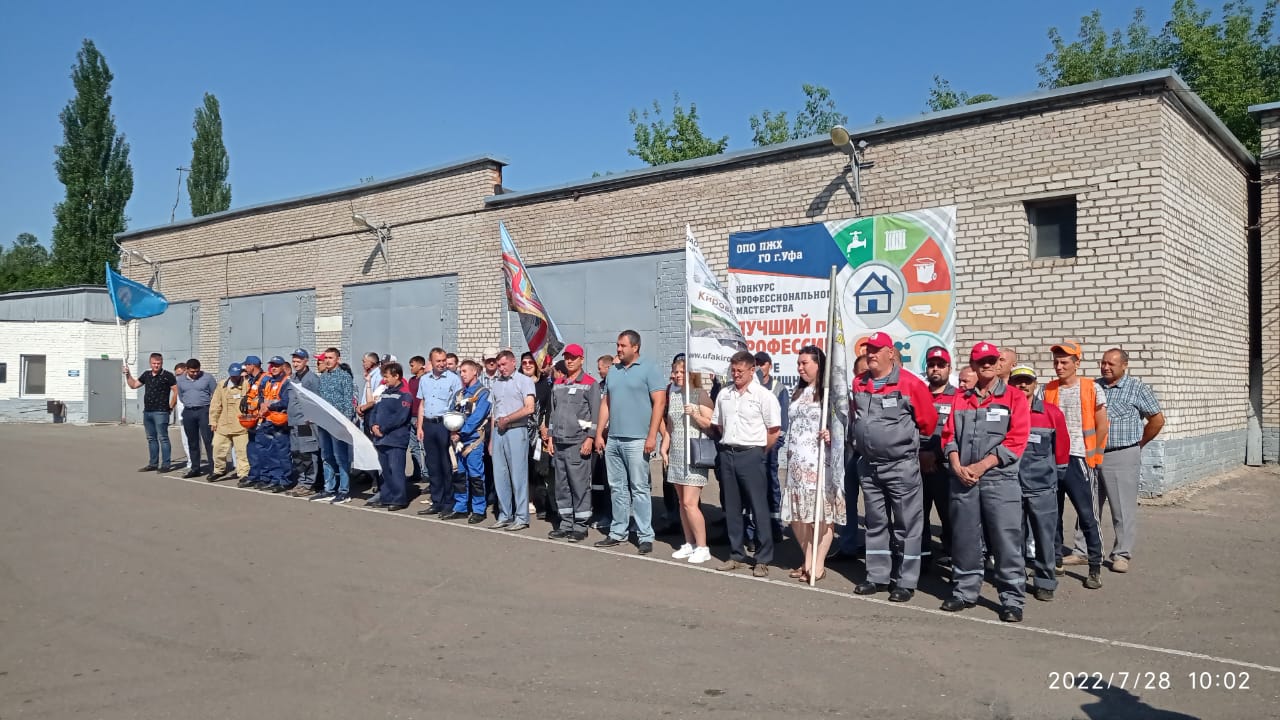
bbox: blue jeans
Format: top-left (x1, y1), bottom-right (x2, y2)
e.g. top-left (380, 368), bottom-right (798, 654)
top-left (143, 411), bottom-right (172, 467)
top-left (493, 426), bottom-right (530, 524)
top-left (605, 437), bottom-right (654, 543)
top-left (316, 426), bottom-right (352, 495)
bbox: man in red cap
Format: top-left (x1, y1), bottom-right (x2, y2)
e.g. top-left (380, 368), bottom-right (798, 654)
top-left (850, 332), bottom-right (938, 602)
top-left (919, 345), bottom-right (957, 567)
top-left (940, 341), bottom-right (1031, 622)
top-left (545, 343), bottom-right (600, 541)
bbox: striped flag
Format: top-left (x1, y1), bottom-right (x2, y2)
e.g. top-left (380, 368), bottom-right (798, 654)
top-left (500, 222), bottom-right (564, 367)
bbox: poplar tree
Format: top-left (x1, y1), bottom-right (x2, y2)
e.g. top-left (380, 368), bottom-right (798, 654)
top-left (51, 39), bottom-right (133, 284)
top-left (188, 92), bottom-right (232, 216)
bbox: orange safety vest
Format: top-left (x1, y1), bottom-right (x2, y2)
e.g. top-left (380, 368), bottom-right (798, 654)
top-left (260, 378), bottom-right (289, 426)
top-left (1043, 377), bottom-right (1105, 467)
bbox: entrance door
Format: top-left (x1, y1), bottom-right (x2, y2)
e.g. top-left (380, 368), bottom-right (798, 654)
top-left (86, 358), bottom-right (123, 423)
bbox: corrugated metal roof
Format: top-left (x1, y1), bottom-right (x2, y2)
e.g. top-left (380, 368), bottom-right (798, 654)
top-left (0, 286), bottom-right (116, 323)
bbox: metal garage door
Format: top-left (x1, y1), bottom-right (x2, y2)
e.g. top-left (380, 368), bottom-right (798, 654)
top-left (220, 290), bottom-right (316, 369)
top-left (499, 252), bottom-right (682, 371)
top-left (343, 276), bottom-right (457, 363)
top-left (133, 301), bottom-right (200, 422)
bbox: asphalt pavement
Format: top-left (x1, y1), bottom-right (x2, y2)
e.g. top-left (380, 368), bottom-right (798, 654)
top-left (1, 423), bottom-right (1278, 719)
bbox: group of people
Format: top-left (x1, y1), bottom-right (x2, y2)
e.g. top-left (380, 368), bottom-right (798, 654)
top-left (125, 329), bottom-right (1164, 622)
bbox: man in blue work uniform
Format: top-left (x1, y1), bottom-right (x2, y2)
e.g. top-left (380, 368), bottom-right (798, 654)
top-left (369, 362), bottom-right (414, 511)
top-left (415, 347), bottom-right (463, 515)
top-left (434, 359), bottom-right (492, 523)
top-left (254, 356), bottom-right (293, 492)
top-left (237, 356), bottom-right (266, 489)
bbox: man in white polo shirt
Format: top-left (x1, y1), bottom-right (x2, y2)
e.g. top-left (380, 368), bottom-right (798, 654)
top-left (712, 350), bottom-right (782, 578)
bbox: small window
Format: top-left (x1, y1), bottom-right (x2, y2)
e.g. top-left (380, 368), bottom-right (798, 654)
top-left (0, 362), bottom-right (6, 383)
top-left (1027, 197), bottom-right (1077, 259)
top-left (21, 355), bottom-right (46, 395)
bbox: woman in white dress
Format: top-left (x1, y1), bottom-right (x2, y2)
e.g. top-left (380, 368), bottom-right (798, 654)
top-left (783, 345), bottom-right (846, 583)
top-left (660, 357), bottom-right (714, 564)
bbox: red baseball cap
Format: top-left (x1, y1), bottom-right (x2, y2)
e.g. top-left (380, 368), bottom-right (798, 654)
top-left (970, 341), bottom-right (1000, 362)
top-left (926, 346), bottom-right (951, 364)
top-left (865, 332), bottom-right (894, 350)
top-left (563, 343), bottom-right (584, 358)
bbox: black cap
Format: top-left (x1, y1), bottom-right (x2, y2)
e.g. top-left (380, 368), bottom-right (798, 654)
top-left (753, 351), bottom-right (772, 366)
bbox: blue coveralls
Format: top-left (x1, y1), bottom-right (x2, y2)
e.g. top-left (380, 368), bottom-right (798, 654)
top-left (370, 385), bottom-right (413, 507)
top-left (258, 375), bottom-right (293, 488)
top-left (451, 382), bottom-right (492, 514)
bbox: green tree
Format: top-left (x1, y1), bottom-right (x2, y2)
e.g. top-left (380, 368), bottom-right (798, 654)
top-left (750, 84), bottom-right (849, 146)
top-left (926, 75), bottom-right (998, 111)
top-left (1039, 0), bottom-right (1280, 153)
top-left (51, 39), bottom-right (133, 285)
top-left (628, 93), bottom-right (728, 166)
top-left (0, 233), bottom-right (54, 292)
top-left (188, 92), bottom-right (231, 217)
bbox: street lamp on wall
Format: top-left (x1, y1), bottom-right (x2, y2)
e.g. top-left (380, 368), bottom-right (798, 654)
top-left (830, 125), bottom-right (871, 209)
top-left (352, 212), bottom-right (391, 267)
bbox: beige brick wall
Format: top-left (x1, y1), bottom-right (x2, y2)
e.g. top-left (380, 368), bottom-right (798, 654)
top-left (119, 88), bottom-right (1251, 453)
top-left (1259, 114), bottom-right (1280, 455)
top-left (121, 161), bottom-right (503, 359)
top-left (1157, 100), bottom-right (1252, 439)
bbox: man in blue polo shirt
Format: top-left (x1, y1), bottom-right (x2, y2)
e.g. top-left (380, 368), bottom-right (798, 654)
top-left (416, 347), bottom-right (462, 514)
top-left (593, 330), bottom-right (666, 554)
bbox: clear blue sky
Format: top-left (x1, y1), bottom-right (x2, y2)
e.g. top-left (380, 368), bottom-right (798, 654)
top-left (1, 0), bottom-right (1172, 246)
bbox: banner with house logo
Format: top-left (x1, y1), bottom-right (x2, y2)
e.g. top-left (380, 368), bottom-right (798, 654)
top-left (726, 207), bottom-right (956, 384)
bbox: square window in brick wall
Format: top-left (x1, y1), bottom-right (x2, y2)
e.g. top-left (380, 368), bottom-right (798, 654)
top-left (1026, 197), bottom-right (1077, 259)
top-left (21, 355), bottom-right (45, 396)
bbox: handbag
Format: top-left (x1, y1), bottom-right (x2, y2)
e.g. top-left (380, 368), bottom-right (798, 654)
top-left (689, 437), bottom-right (718, 469)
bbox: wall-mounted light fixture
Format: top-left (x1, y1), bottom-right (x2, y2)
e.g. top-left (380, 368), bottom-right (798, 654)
top-left (830, 125), bottom-right (873, 209)
top-left (352, 212), bottom-right (392, 266)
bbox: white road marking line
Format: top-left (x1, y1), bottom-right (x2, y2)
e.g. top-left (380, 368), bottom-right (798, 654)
top-left (168, 474), bottom-right (1280, 674)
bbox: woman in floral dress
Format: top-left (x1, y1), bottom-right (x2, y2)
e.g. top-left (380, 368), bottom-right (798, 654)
top-left (783, 345), bottom-right (846, 583)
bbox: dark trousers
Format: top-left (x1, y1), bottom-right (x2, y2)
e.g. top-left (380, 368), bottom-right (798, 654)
top-left (377, 445), bottom-right (409, 506)
top-left (591, 451), bottom-right (612, 526)
top-left (1056, 458), bottom-right (1103, 568)
top-left (1023, 489), bottom-right (1059, 591)
top-left (921, 469), bottom-right (952, 559)
top-left (257, 424), bottom-right (291, 487)
top-left (745, 445), bottom-right (784, 542)
top-left (421, 421), bottom-right (451, 508)
top-left (182, 406), bottom-right (213, 472)
top-left (720, 445), bottom-right (772, 564)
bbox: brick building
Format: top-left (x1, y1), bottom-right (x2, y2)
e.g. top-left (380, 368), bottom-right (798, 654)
top-left (0, 287), bottom-right (126, 423)
top-left (116, 70), bottom-right (1262, 493)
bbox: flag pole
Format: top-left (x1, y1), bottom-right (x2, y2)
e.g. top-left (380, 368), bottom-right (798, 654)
top-left (683, 226), bottom-right (692, 495)
top-left (810, 266), bottom-right (838, 586)
top-left (117, 315), bottom-right (129, 424)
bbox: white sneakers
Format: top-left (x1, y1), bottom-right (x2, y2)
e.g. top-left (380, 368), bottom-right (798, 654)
top-left (672, 544), bottom-right (711, 563)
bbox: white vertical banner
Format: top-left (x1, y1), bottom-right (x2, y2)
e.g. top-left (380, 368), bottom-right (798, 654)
top-left (686, 225), bottom-right (747, 376)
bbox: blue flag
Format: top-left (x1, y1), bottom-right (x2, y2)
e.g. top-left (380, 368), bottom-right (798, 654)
top-left (105, 263), bottom-right (169, 320)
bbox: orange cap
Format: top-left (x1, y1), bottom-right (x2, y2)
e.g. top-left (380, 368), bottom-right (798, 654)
top-left (1050, 341), bottom-right (1083, 359)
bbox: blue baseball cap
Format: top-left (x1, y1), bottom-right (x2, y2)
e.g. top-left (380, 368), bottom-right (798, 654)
top-left (291, 348), bottom-right (309, 359)
top-left (228, 362), bottom-right (244, 375)
top-left (243, 355), bottom-right (262, 367)
top-left (268, 355), bottom-right (287, 366)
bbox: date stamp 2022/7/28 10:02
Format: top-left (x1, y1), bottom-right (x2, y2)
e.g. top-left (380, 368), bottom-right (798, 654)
top-left (1047, 671), bottom-right (1254, 692)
